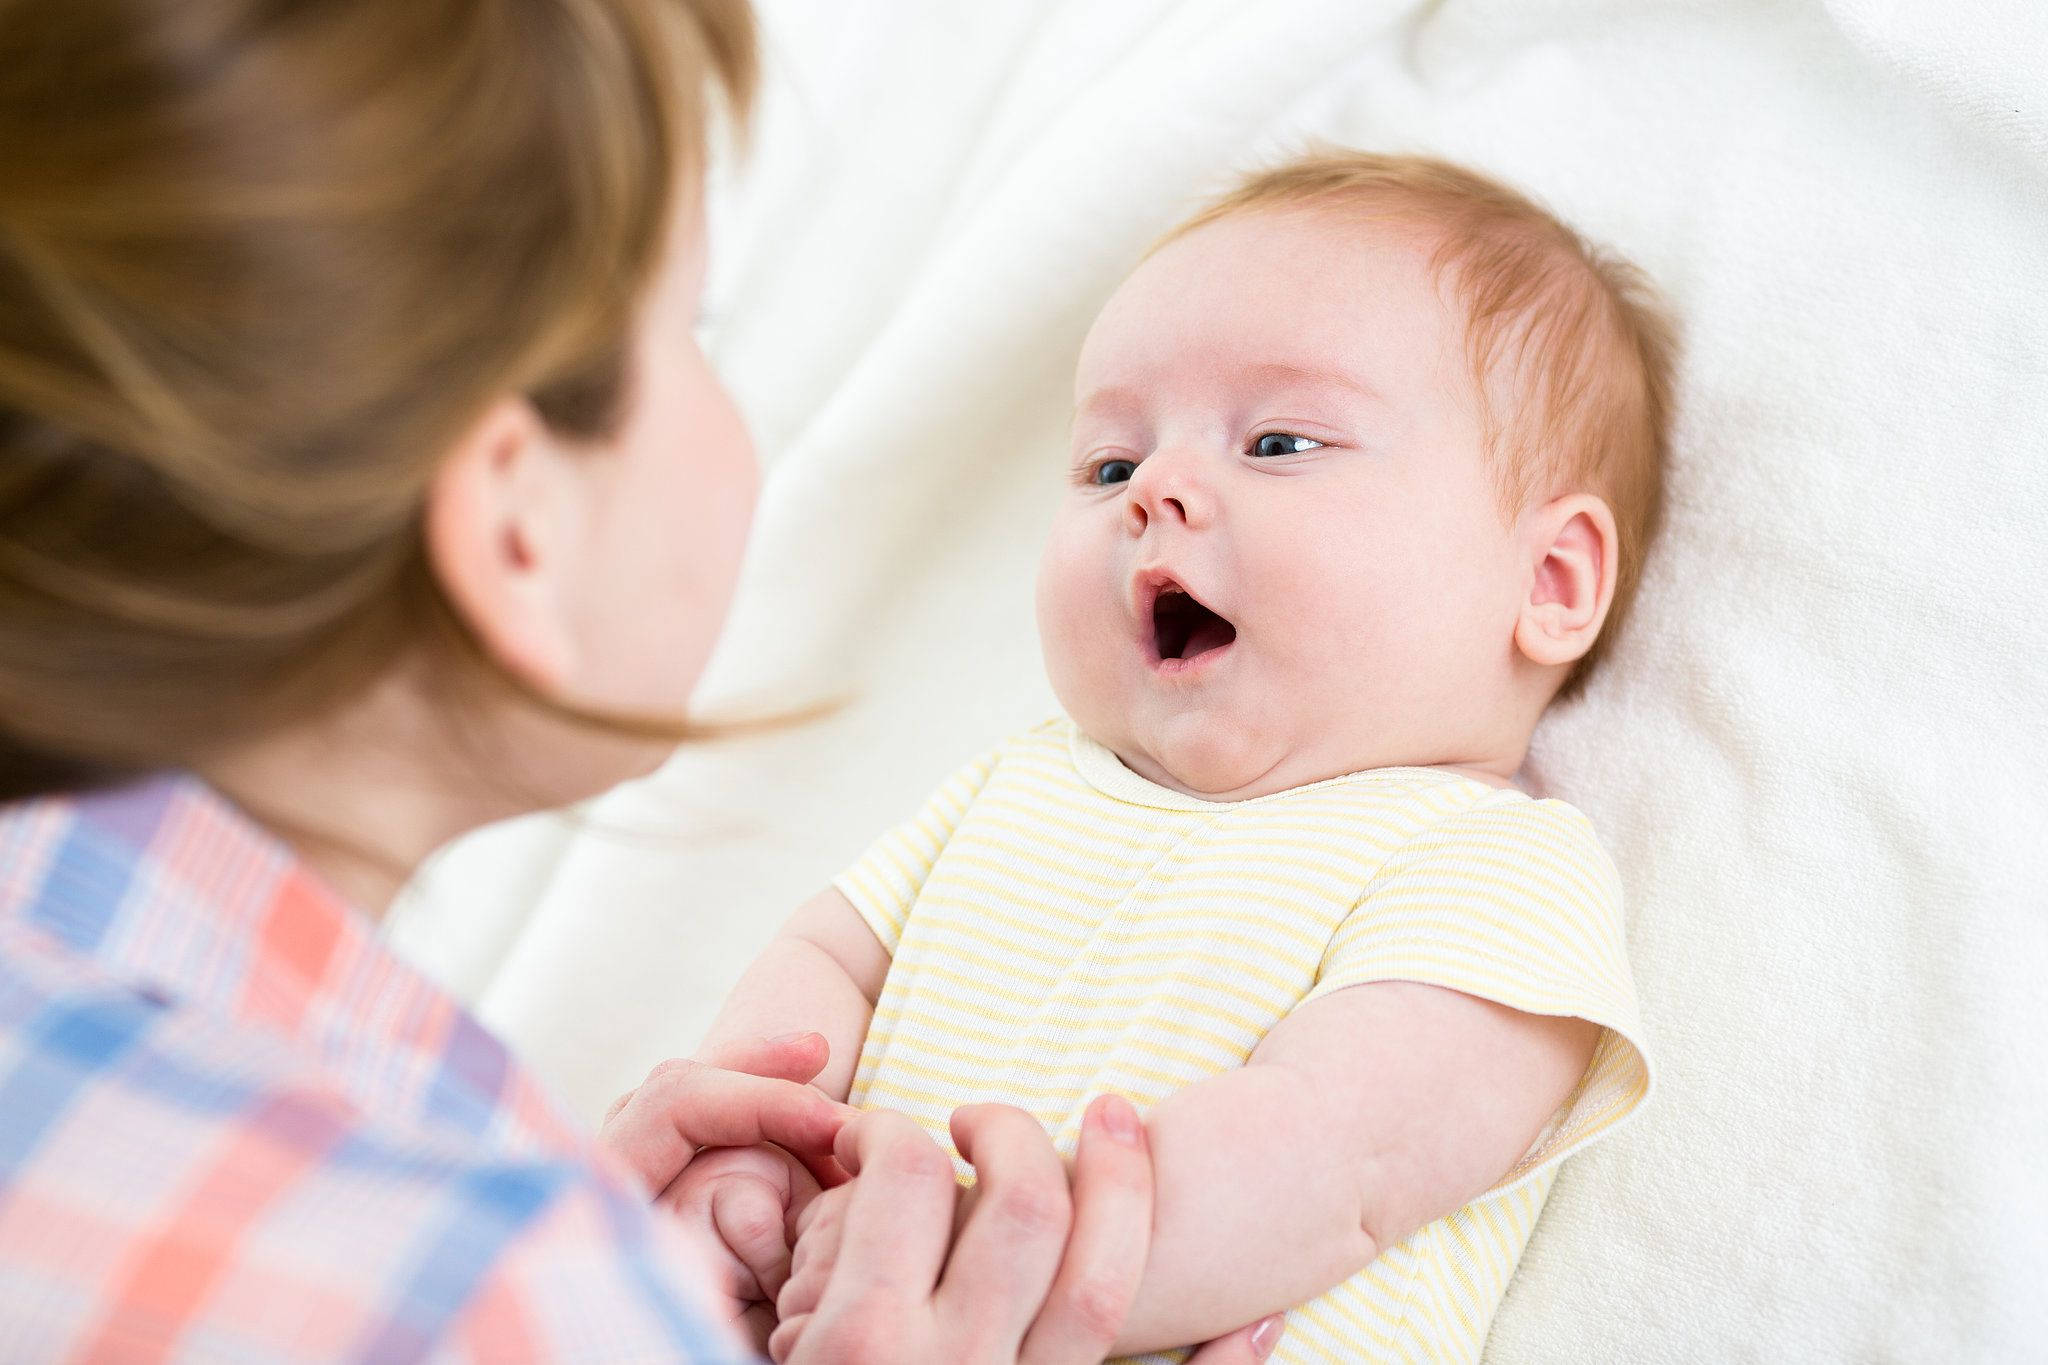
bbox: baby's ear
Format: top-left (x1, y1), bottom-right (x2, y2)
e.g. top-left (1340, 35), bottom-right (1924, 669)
top-left (1513, 493), bottom-right (1618, 670)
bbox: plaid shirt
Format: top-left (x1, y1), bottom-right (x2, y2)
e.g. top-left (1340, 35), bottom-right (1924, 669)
top-left (0, 773), bottom-right (749, 1363)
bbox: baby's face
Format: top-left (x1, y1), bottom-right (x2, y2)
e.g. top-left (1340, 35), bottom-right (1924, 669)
top-left (1037, 209), bottom-right (1534, 799)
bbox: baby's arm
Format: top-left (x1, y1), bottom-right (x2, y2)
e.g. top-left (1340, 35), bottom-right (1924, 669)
top-left (1108, 981), bottom-right (1600, 1355)
top-left (694, 886), bottom-right (888, 1103)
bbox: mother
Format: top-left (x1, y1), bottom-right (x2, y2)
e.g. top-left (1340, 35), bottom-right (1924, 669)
top-left (0, 0), bottom-right (1278, 1359)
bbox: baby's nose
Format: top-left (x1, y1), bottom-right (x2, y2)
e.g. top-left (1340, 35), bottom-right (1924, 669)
top-left (1125, 450), bottom-right (1212, 532)
top-left (1126, 489), bottom-right (1191, 532)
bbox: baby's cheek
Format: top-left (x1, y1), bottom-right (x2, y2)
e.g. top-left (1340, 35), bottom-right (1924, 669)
top-left (1264, 540), bottom-right (1382, 656)
top-left (1035, 521), bottom-right (1096, 612)
top-left (1035, 556), bottom-right (1114, 691)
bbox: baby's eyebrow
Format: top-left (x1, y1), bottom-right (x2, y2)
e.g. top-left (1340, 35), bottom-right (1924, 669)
top-left (1074, 364), bottom-right (1381, 427)
top-left (1074, 384), bottom-right (1144, 422)
top-left (1237, 360), bottom-right (1382, 405)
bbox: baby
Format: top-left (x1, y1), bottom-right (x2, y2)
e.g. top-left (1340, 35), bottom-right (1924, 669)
top-left (669, 151), bottom-right (1669, 1362)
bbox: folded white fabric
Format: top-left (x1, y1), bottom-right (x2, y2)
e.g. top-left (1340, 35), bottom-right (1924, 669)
top-left (391, 0), bottom-right (2048, 1356)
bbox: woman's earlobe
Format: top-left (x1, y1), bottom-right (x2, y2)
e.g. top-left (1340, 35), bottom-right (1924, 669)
top-left (422, 397), bottom-right (579, 691)
top-left (1514, 494), bottom-right (1618, 669)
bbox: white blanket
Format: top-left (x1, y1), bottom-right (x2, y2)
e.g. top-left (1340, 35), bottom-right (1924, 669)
top-left (391, 0), bottom-right (2048, 1356)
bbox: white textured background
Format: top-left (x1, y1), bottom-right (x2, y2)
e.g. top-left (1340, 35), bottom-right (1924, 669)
top-left (391, 1), bottom-right (2048, 1357)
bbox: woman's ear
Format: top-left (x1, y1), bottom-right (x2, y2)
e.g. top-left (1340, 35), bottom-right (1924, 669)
top-left (423, 396), bottom-right (582, 693)
top-left (1514, 493), bottom-right (1618, 670)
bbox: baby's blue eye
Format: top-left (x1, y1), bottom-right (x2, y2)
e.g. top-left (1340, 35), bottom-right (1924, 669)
top-left (1252, 432), bottom-right (1323, 458)
top-left (1093, 459), bottom-right (1138, 485)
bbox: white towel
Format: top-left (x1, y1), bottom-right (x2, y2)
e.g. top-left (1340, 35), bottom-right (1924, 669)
top-left (391, 1), bottom-right (2048, 1356)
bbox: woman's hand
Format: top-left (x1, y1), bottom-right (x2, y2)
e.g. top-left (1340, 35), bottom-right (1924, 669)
top-left (770, 1095), bottom-right (1283, 1364)
top-left (598, 1032), bottom-right (852, 1198)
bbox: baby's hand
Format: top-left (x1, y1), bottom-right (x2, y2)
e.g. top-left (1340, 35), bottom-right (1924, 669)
top-left (767, 1177), bottom-right (854, 1363)
top-left (661, 1143), bottom-right (823, 1351)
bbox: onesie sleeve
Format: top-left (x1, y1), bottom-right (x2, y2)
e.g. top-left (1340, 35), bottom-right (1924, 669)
top-left (832, 747), bottom-right (1001, 955)
top-left (1302, 793), bottom-right (1654, 1195)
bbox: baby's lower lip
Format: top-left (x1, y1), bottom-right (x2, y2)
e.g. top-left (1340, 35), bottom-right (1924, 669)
top-left (1149, 639), bottom-right (1235, 677)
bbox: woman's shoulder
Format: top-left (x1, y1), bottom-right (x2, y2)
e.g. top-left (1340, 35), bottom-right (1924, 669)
top-left (0, 772), bottom-right (246, 962)
top-left (0, 920), bottom-right (745, 1361)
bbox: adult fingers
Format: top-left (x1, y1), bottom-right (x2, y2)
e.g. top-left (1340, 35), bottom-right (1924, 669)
top-left (1186, 1316), bottom-right (1286, 1363)
top-left (711, 1175), bottom-right (794, 1301)
top-left (1018, 1094), bottom-right (1152, 1365)
top-left (696, 1031), bottom-right (831, 1084)
top-left (688, 1034), bottom-right (856, 1190)
top-left (814, 1109), bottom-right (958, 1303)
top-left (605, 1032), bottom-right (830, 1135)
top-left (600, 1061), bottom-right (845, 1195)
top-left (939, 1104), bottom-right (1073, 1351)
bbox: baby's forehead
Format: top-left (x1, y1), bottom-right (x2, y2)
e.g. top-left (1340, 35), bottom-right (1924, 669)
top-left (1076, 210), bottom-right (1468, 393)
top-left (1165, 204), bottom-right (1443, 287)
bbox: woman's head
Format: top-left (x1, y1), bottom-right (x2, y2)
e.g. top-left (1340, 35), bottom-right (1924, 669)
top-left (0, 0), bottom-right (757, 802)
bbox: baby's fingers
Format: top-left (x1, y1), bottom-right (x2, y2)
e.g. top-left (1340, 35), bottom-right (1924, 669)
top-left (775, 1236), bottom-right (833, 1327)
top-left (766, 1310), bottom-right (810, 1364)
top-left (740, 1303), bottom-right (779, 1358)
top-left (713, 1175), bottom-right (795, 1301)
top-left (778, 1185), bottom-right (849, 1327)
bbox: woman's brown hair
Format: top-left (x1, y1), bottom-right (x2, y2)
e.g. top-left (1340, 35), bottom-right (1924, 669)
top-left (0, 0), bottom-right (756, 800)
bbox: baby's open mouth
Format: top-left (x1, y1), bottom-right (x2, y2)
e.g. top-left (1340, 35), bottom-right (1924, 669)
top-left (1151, 585), bottom-right (1237, 662)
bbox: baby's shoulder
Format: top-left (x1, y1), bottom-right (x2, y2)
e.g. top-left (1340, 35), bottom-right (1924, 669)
top-left (1438, 785), bottom-right (1609, 852)
top-left (1274, 771), bottom-right (1613, 871)
top-left (968, 716), bottom-right (1076, 779)
top-left (1368, 785), bottom-right (1623, 907)
top-left (1008, 714), bottom-right (1074, 749)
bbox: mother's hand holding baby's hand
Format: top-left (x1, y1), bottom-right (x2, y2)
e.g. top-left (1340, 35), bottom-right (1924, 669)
top-left (597, 1032), bottom-right (852, 1198)
top-left (770, 1096), bottom-right (1282, 1364)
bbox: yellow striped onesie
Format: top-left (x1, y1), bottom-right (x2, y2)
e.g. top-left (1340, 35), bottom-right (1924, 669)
top-left (835, 717), bottom-right (1652, 1364)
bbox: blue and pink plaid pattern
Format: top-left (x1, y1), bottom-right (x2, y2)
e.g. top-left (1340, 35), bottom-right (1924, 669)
top-left (0, 774), bottom-right (747, 1362)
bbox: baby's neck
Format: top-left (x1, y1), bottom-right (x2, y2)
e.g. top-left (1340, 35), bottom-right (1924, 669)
top-left (1114, 743), bottom-right (1523, 803)
top-left (1429, 762), bottom-right (1520, 790)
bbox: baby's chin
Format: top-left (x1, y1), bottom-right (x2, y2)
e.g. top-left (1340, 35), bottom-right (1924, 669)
top-left (1120, 717), bottom-right (1297, 802)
